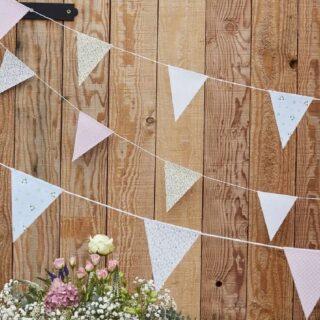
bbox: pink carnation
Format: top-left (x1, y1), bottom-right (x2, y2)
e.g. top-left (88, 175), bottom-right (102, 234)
top-left (107, 259), bottom-right (118, 271)
top-left (45, 278), bottom-right (79, 311)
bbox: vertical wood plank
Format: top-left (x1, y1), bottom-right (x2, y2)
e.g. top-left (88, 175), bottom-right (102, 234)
top-left (0, 30), bottom-right (15, 288)
top-left (156, 1), bottom-right (205, 317)
top-left (248, 1), bottom-right (297, 318)
top-left (60, 1), bottom-right (110, 264)
top-left (201, 0), bottom-right (251, 318)
top-left (295, 1), bottom-right (320, 318)
top-left (107, 0), bottom-right (158, 285)
top-left (13, 0), bottom-right (63, 280)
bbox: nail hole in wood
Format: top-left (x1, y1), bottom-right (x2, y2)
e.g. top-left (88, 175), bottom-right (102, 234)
top-left (215, 280), bottom-right (222, 287)
top-left (289, 59), bottom-right (298, 69)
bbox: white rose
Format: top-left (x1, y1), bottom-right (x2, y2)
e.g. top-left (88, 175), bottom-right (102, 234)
top-left (88, 234), bottom-right (114, 256)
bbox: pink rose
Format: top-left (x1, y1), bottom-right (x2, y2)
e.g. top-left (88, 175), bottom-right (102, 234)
top-left (90, 254), bottom-right (101, 266)
top-left (85, 260), bottom-right (94, 272)
top-left (107, 259), bottom-right (118, 272)
top-left (53, 258), bottom-right (65, 269)
top-left (76, 267), bottom-right (86, 279)
top-left (96, 268), bottom-right (108, 280)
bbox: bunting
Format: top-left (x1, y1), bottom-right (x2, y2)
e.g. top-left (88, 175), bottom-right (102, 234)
top-left (144, 219), bottom-right (199, 291)
top-left (77, 32), bottom-right (112, 85)
top-left (164, 161), bottom-right (201, 212)
top-left (269, 91), bottom-right (313, 148)
top-left (11, 169), bottom-right (63, 242)
top-left (284, 247), bottom-right (320, 318)
top-left (168, 65), bottom-right (207, 121)
top-left (72, 111), bottom-right (113, 161)
top-left (0, 50), bottom-right (35, 93)
top-left (0, 0), bottom-right (29, 39)
top-left (257, 191), bottom-right (297, 241)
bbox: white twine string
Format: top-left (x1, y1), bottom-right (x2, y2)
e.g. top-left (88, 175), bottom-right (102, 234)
top-left (30, 9), bottom-right (320, 100)
top-left (0, 161), bottom-right (283, 250)
top-left (1, 40), bottom-right (320, 202)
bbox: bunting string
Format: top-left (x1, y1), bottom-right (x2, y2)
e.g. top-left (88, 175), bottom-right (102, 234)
top-left (0, 41), bottom-right (320, 203)
top-left (0, 160), bottom-right (284, 251)
top-left (28, 8), bottom-right (320, 101)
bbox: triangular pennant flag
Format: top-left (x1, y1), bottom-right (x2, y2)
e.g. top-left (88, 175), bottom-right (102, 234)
top-left (0, 50), bottom-right (35, 93)
top-left (269, 90), bottom-right (313, 148)
top-left (144, 219), bottom-right (199, 290)
top-left (168, 65), bottom-right (207, 121)
top-left (164, 161), bottom-right (201, 212)
top-left (11, 169), bottom-right (63, 242)
top-left (284, 247), bottom-right (320, 318)
top-left (77, 32), bottom-right (112, 85)
top-left (257, 191), bottom-right (297, 241)
top-left (72, 111), bottom-right (113, 161)
top-left (0, 0), bottom-right (29, 39)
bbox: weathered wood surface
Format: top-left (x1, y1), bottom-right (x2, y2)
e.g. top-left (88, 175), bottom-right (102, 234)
top-left (0, 1), bottom-right (320, 319)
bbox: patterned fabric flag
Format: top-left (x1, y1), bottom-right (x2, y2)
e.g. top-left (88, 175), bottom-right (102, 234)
top-left (144, 219), bottom-right (199, 291)
top-left (257, 191), bottom-right (297, 241)
top-left (269, 90), bottom-right (313, 148)
top-left (11, 169), bottom-right (63, 242)
top-left (77, 32), bottom-right (112, 85)
top-left (0, 50), bottom-right (35, 93)
top-left (168, 65), bottom-right (207, 121)
top-left (284, 247), bottom-right (320, 318)
top-left (164, 161), bottom-right (201, 212)
top-left (73, 111), bottom-right (113, 161)
top-left (0, 0), bottom-right (29, 39)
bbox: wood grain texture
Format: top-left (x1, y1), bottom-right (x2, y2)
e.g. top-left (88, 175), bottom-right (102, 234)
top-left (156, 1), bottom-right (205, 318)
top-left (0, 30), bottom-right (15, 288)
top-left (201, 0), bottom-right (251, 319)
top-left (107, 0), bottom-right (157, 285)
top-left (13, 0), bottom-right (63, 281)
top-left (248, 0), bottom-right (297, 319)
top-left (295, 1), bottom-right (320, 318)
top-left (2, 1), bottom-right (320, 319)
top-left (60, 0), bottom-right (110, 264)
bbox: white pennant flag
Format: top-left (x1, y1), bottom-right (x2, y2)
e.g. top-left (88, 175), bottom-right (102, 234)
top-left (269, 90), bottom-right (313, 148)
top-left (77, 32), bottom-right (112, 85)
top-left (164, 161), bottom-right (201, 212)
top-left (257, 191), bottom-right (297, 241)
top-left (168, 65), bottom-right (207, 121)
top-left (284, 247), bottom-right (320, 318)
top-left (144, 219), bottom-right (199, 290)
top-left (11, 169), bottom-right (63, 242)
top-left (0, 50), bottom-right (35, 93)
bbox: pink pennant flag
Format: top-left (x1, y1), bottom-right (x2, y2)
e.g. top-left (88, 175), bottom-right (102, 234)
top-left (72, 112), bottom-right (113, 161)
top-left (284, 247), bottom-right (320, 318)
top-left (0, 0), bottom-right (30, 39)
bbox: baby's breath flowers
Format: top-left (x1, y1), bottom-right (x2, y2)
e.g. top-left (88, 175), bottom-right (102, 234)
top-left (0, 234), bottom-right (190, 320)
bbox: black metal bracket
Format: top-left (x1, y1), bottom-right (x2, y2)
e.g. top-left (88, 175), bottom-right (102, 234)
top-left (21, 3), bottom-right (78, 21)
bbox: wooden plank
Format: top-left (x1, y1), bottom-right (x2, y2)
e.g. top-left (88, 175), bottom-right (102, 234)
top-left (201, 0), bottom-right (251, 318)
top-left (13, 0), bottom-right (63, 280)
top-left (107, 0), bottom-right (158, 285)
top-left (0, 30), bottom-right (16, 288)
top-left (155, 1), bottom-right (205, 318)
top-left (60, 1), bottom-right (110, 264)
top-left (295, 1), bottom-right (320, 318)
top-left (248, 0), bottom-right (297, 318)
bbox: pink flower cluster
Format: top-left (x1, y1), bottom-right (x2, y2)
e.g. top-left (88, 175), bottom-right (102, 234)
top-left (44, 279), bottom-right (79, 311)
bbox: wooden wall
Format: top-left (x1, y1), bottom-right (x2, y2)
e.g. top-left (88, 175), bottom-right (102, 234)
top-left (0, 0), bottom-right (320, 319)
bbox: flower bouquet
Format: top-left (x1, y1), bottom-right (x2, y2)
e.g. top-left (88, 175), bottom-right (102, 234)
top-left (0, 235), bottom-right (191, 319)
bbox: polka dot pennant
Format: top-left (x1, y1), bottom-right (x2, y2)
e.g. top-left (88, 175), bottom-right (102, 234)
top-left (164, 161), bottom-right (202, 212)
top-left (77, 32), bottom-right (112, 86)
top-left (11, 169), bottom-right (63, 242)
top-left (268, 90), bottom-right (313, 148)
top-left (144, 219), bottom-right (199, 291)
top-left (0, 50), bottom-right (35, 94)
